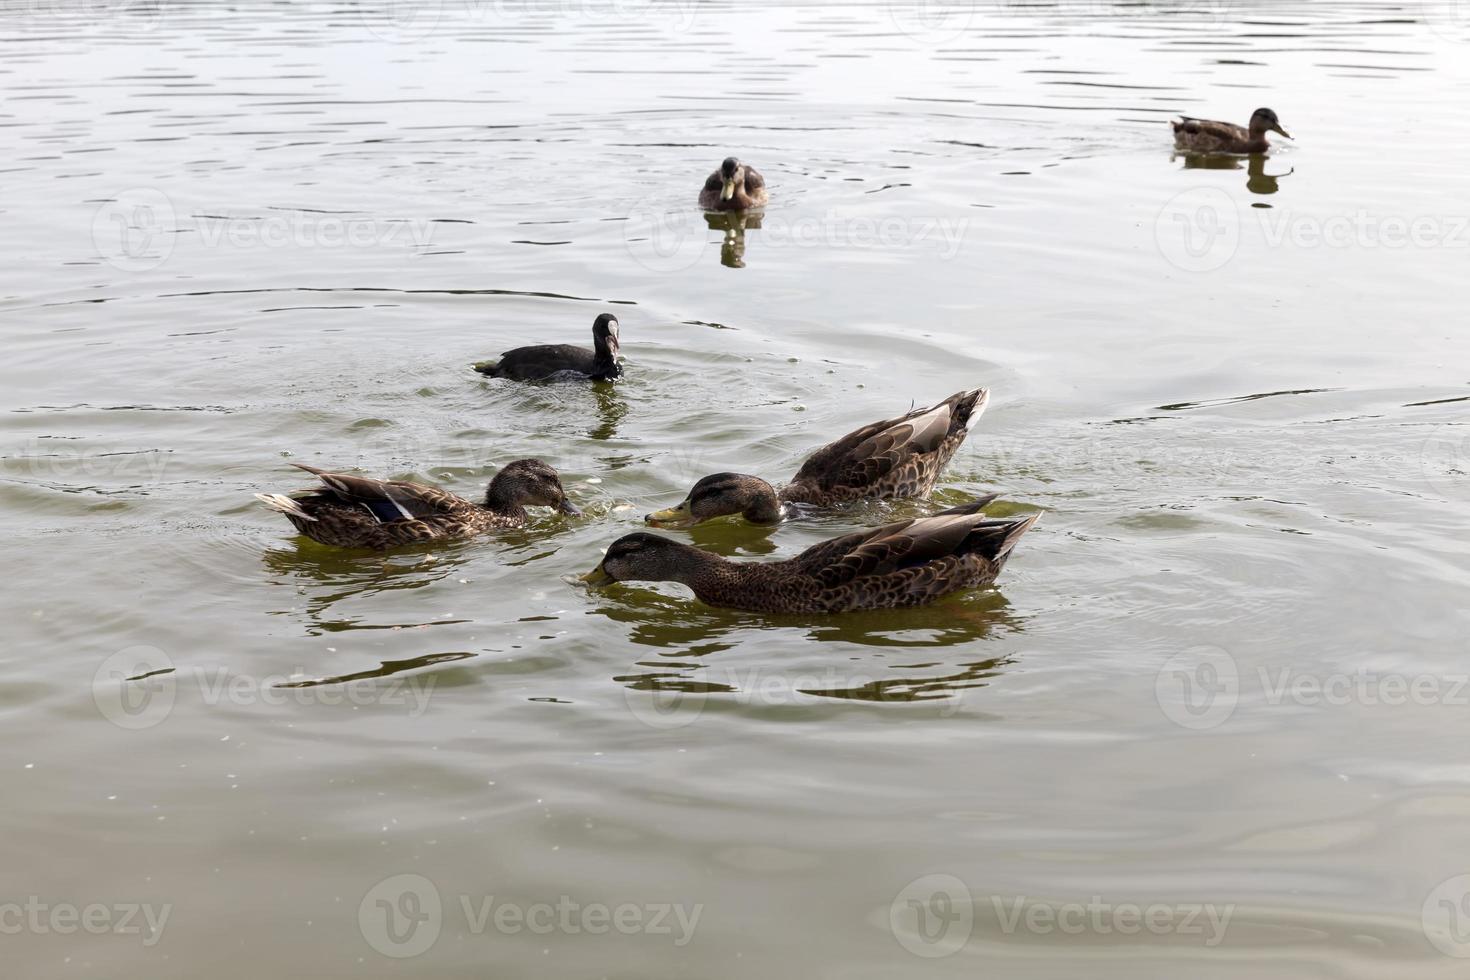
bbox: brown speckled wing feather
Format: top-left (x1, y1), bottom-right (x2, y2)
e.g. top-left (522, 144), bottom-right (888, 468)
top-left (291, 463), bottom-right (475, 520)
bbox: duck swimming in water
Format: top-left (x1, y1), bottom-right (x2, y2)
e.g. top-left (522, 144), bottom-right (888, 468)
top-left (474, 313), bottom-right (622, 382)
top-left (255, 459), bottom-right (580, 550)
top-left (584, 499), bottom-right (1037, 614)
top-left (1172, 108), bottom-right (1292, 155)
top-left (645, 388), bottom-right (989, 529)
top-left (699, 156), bottom-right (768, 211)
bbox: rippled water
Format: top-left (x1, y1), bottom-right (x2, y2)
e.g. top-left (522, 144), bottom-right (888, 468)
top-left (6, 1), bottom-right (1470, 976)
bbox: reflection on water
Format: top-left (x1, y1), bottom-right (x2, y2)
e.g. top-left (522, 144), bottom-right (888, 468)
top-left (706, 211), bottom-right (764, 269)
top-left (1177, 152), bottom-right (1295, 195)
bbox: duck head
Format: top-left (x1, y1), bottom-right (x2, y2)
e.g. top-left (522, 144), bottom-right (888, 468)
top-left (1248, 107), bottom-right (1291, 140)
top-left (644, 472), bottom-right (782, 528)
top-left (485, 458), bottom-right (581, 515)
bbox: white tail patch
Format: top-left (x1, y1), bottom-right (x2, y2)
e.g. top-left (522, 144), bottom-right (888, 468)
top-left (254, 493), bottom-right (318, 522)
top-left (961, 388), bottom-right (990, 431)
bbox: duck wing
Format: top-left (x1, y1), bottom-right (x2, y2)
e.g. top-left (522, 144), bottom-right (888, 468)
top-left (476, 344), bottom-right (598, 379)
top-left (788, 388), bottom-right (986, 498)
top-left (1173, 117), bottom-right (1248, 142)
top-left (290, 464), bottom-right (472, 524)
top-left (796, 498), bottom-right (1026, 590)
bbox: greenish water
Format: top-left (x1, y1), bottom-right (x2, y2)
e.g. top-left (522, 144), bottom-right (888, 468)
top-left (5, 1), bottom-right (1470, 976)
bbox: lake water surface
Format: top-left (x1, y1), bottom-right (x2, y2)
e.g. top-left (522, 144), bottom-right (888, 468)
top-left (6, 1), bottom-right (1470, 976)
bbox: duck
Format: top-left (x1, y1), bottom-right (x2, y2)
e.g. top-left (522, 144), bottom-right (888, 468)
top-left (699, 156), bottom-right (768, 211)
top-left (255, 458), bottom-right (580, 550)
top-left (645, 388), bottom-right (989, 529)
top-left (474, 313), bottom-right (621, 382)
top-left (582, 498), bottom-right (1037, 614)
top-left (1172, 108), bottom-right (1292, 155)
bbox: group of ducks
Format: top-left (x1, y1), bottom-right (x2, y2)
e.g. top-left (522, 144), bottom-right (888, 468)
top-left (255, 116), bottom-right (1286, 615)
top-left (256, 350), bottom-right (1034, 613)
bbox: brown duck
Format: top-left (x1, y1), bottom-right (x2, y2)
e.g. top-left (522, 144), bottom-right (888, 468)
top-left (699, 156), bottom-right (768, 211)
top-left (583, 498), bottom-right (1038, 614)
top-left (255, 459), bottom-right (580, 550)
top-left (474, 313), bottom-right (622, 382)
top-left (1172, 108), bottom-right (1292, 154)
top-left (645, 388), bottom-right (989, 529)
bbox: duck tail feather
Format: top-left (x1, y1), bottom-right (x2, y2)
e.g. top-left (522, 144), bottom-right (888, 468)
top-left (255, 493), bottom-right (318, 522)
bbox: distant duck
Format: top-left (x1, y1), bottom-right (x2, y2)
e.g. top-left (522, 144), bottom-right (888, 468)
top-left (699, 156), bottom-right (768, 211)
top-left (1172, 108), bottom-right (1292, 154)
top-left (645, 388), bottom-right (989, 529)
top-left (255, 459), bottom-right (580, 550)
top-left (474, 313), bottom-right (621, 382)
top-left (583, 499), bottom-right (1037, 614)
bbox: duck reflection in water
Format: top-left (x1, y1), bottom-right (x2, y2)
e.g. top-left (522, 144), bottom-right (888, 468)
top-left (616, 648), bottom-right (1018, 711)
top-left (588, 583), bottom-right (1021, 651)
top-left (705, 210), bottom-right (763, 269)
top-left (1175, 152), bottom-right (1294, 195)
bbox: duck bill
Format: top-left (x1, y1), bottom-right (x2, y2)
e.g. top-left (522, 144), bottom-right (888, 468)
top-left (644, 501), bottom-right (696, 529)
top-left (558, 498), bottom-right (582, 516)
top-left (720, 177), bottom-right (736, 202)
top-left (580, 561), bottom-right (615, 587)
top-left (1272, 124), bottom-right (1292, 139)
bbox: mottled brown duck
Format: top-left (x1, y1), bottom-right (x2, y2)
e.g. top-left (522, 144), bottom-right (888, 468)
top-left (583, 498), bottom-right (1037, 614)
top-left (474, 313), bottom-right (621, 382)
top-left (645, 388), bottom-right (989, 529)
top-left (1172, 108), bottom-right (1291, 154)
top-left (255, 459), bottom-right (579, 550)
top-left (698, 156), bottom-right (768, 211)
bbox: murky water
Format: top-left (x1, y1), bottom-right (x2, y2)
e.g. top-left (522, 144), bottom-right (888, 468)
top-left (6, 0), bottom-right (1470, 976)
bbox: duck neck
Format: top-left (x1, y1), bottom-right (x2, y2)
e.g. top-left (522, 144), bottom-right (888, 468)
top-left (741, 480), bottom-right (784, 524)
top-left (593, 338), bottom-right (621, 379)
top-left (483, 481), bottom-right (527, 520)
